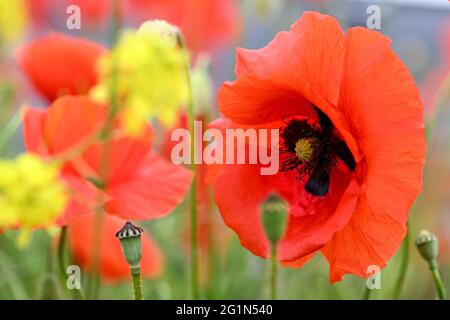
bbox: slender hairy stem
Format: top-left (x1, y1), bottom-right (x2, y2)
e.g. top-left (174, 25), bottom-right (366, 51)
top-left (428, 71), bottom-right (450, 136)
top-left (88, 0), bottom-right (122, 300)
top-left (363, 286), bottom-right (372, 300)
top-left (178, 33), bottom-right (200, 300)
top-left (189, 176), bottom-right (199, 300)
top-left (57, 226), bottom-right (83, 300)
top-left (270, 245), bottom-right (278, 300)
top-left (0, 109), bottom-right (21, 151)
top-left (57, 226), bottom-right (68, 281)
top-left (131, 267), bottom-right (143, 300)
top-left (430, 264), bottom-right (446, 300)
top-left (393, 225), bottom-right (410, 299)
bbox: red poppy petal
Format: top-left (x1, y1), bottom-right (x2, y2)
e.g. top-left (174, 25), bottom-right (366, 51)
top-left (105, 152), bottom-right (193, 220)
top-left (340, 28), bottom-right (425, 224)
top-left (43, 96), bottom-right (107, 155)
top-left (212, 164), bottom-right (272, 258)
top-left (218, 11), bottom-right (345, 125)
top-left (69, 214), bottom-right (163, 282)
top-left (22, 106), bottom-right (48, 156)
top-left (321, 197), bottom-right (407, 283)
top-left (282, 253), bottom-right (314, 268)
top-left (278, 169), bottom-right (361, 262)
top-left (55, 171), bottom-right (98, 226)
top-left (321, 27), bottom-right (426, 282)
top-left (79, 131), bottom-right (153, 184)
top-left (17, 33), bottom-right (105, 101)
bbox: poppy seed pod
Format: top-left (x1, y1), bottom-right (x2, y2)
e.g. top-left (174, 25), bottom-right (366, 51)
top-left (262, 195), bottom-right (288, 246)
top-left (415, 230), bottom-right (439, 266)
top-left (116, 222), bottom-right (144, 274)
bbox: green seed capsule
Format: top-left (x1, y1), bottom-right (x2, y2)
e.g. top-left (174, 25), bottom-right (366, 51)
top-left (262, 195), bottom-right (288, 246)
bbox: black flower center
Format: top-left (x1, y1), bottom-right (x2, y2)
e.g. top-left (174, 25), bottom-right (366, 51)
top-left (280, 106), bottom-right (356, 196)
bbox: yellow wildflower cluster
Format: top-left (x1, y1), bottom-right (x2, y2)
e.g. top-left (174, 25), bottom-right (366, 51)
top-left (0, 0), bottom-right (28, 45)
top-left (0, 154), bottom-right (68, 247)
top-left (91, 20), bottom-right (189, 136)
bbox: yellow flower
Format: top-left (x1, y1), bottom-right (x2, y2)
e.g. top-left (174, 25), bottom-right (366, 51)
top-left (0, 0), bottom-right (28, 45)
top-left (91, 20), bottom-right (189, 136)
top-left (0, 154), bottom-right (68, 247)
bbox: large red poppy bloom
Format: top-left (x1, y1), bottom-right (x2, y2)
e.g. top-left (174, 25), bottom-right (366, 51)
top-left (210, 12), bottom-right (426, 282)
top-left (17, 33), bottom-right (105, 102)
top-left (126, 0), bottom-right (241, 53)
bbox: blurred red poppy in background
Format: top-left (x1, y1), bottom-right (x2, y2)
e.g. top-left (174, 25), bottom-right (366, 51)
top-left (127, 0), bottom-right (241, 53)
top-left (19, 31), bottom-right (193, 281)
top-left (25, 95), bottom-right (193, 222)
top-left (25, 0), bottom-right (241, 54)
top-left (26, 0), bottom-right (111, 26)
top-left (23, 96), bottom-right (191, 280)
top-left (209, 12), bottom-right (426, 282)
top-left (17, 33), bottom-right (105, 102)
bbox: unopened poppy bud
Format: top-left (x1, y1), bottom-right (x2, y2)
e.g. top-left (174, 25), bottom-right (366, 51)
top-left (138, 20), bottom-right (180, 45)
top-left (262, 195), bottom-right (288, 246)
top-left (415, 229), bottom-right (447, 299)
top-left (116, 222), bottom-right (144, 274)
top-left (415, 230), bottom-right (439, 266)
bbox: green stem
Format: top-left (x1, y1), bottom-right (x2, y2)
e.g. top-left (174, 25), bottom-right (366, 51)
top-left (57, 226), bottom-right (68, 281)
top-left (178, 32), bottom-right (200, 300)
top-left (57, 227), bottom-right (83, 300)
top-left (393, 226), bottom-right (410, 299)
top-left (0, 109), bottom-right (21, 151)
top-left (428, 70), bottom-right (450, 136)
top-left (270, 245), bottom-right (278, 300)
top-left (430, 264), bottom-right (446, 300)
top-left (131, 267), bottom-right (143, 300)
top-left (363, 286), bottom-right (372, 300)
top-left (87, 0), bottom-right (122, 300)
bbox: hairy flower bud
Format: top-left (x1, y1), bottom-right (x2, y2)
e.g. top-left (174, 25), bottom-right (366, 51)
top-left (138, 20), bottom-right (180, 45)
top-left (262, 195), bottom-right (287, 246)
top-left (415, 230), bottom-right (439, 267)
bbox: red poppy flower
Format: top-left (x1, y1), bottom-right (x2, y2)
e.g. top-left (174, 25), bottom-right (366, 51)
top-left (17, 33), bottom-right (105, 102)
top-left (23, 96), bottom-right (193, 226)
top-left (69, 214), bottom-right (163, 282)
top-left (126, 0), bottom-right (241, 53)
top-left (210, 12), bottom-right (426, 282)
